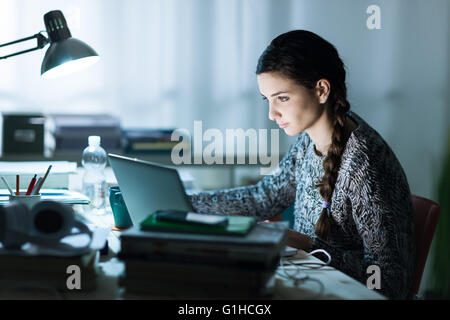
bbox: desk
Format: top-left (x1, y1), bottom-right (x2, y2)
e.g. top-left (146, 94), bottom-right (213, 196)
top-left (0, 208), bottom-right (385, 300)
top-left (0, 167), bottom-right (385, 300)
top-left (62, 210), bottom-right (385, 300)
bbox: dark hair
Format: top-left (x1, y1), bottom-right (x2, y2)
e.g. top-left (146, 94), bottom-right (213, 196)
top-left (256, 30), bottom-right (351, 241)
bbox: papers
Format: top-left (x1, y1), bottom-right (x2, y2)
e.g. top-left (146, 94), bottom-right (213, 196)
top-left (0, 161), bottom-right (77, 189)
top-left (0, 188), bottom-right (90, 205)
top-left (0, 161), bottom-right (77, 175)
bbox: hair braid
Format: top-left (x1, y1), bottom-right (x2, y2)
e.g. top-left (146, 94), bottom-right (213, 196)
top-left (314, 95), bottom-right (351, 241)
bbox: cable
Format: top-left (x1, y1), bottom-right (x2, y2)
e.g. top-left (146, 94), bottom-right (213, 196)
top-left (291, 249), bottom-right (332, 268)
top-left (277, 249), bottom-right (332, 299)
top-left (256, 223), bottom-right (333, 298)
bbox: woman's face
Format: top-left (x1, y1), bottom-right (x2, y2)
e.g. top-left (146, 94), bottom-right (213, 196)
top-left (257, 72), bottom-right (325, 136)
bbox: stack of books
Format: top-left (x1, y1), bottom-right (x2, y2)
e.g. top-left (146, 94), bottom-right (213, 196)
top-left (49, 113), bottom-right (122, 152)
top-left (118, 214), bottom-right (288, 298)
top-left (0, 248), bottom-right (99, 292)
top-left (0, 161), bottom-right (77, 189)
top-left (122, 129), bottom-right (190, 154)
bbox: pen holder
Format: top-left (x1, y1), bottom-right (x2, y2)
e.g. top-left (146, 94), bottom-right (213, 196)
top-left (109, 186), bottom-right (132, 230)
top-left (9, 194), bottom-right (42, 209)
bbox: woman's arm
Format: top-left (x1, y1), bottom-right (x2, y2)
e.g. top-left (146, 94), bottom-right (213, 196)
top-left (188, 134), bottom-right (307, 221)
top-left (286, 229), bottom-right (313, 251)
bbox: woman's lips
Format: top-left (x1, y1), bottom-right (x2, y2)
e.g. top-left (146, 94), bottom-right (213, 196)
top-left (278, 122), bottom-right (289, 128)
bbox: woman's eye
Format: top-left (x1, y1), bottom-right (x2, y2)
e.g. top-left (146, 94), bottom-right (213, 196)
top-left (278, 96), bottom-right (289, 102)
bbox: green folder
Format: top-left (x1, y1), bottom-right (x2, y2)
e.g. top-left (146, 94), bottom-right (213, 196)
top-left (140, 212), bottom-right (256, 236)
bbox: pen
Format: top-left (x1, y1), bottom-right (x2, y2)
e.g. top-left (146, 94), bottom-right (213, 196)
top-left (36, 165), bottom-right (52, 194)
top-left (26, 174), bottom-right (37, 196)
top-left (16, 174), bottom-right (20, 195)
top-left (1, 176), bottom-right (14, 196)
top-left (31, 177), bottom-right (43, 195)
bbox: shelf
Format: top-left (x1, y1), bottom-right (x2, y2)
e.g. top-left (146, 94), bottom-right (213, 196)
top-left (0, 151), bottom-right (283, 168)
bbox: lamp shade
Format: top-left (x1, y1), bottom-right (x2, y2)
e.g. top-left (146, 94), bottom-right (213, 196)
top-left (40, 10), bottom-right (99, 79)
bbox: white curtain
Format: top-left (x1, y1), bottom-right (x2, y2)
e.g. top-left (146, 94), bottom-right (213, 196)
top-left (0, 0), bottom-right (277, 131)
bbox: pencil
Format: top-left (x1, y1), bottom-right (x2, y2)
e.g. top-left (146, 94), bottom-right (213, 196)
top-left (31, 177), bottom-right (43, 195)
top-left (35, 165), bottom-right (52, 194)
top-left (1, 176), bottom-right (15, 196)
top-left (16, 175), bottom-right (20, 195)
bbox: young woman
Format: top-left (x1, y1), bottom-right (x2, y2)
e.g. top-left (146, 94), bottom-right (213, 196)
top-left (187, 30), bottom-right (415, 300)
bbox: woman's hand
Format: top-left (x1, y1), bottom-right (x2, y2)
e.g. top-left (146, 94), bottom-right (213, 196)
top-left (262, 220), bottom-right (313, 250)
top-left (287, 229), bottom-right (313, 251)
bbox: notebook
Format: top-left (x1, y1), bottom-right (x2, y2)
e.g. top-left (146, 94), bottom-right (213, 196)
top-left (0, 189), bottom-right (90, 205)
top-left (140, 212), bottom-right (256, 236)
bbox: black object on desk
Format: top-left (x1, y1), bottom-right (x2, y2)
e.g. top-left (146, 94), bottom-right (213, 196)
top-left (50, 113), bottom-right (122, 151)
top-left (122, 128), bottom-right (190, 154)
top-left (2, 113), bottom-right (45, 154)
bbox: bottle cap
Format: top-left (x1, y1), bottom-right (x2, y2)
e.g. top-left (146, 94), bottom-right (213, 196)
top-left (88, 135), bottom-right (101, 146)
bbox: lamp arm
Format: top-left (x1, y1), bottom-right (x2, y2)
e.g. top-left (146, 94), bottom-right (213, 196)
top-left (0, 32), bottom-right (49, 60)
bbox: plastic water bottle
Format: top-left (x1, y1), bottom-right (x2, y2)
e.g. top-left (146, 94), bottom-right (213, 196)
top-left (82, 135), bottom-right (107, 215)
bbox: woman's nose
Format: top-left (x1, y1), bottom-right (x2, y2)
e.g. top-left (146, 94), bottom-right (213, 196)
top-left (268, 104), bottom-right (280, 121)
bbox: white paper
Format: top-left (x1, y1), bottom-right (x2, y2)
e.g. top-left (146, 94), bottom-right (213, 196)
top-left (0, 161), bottom-right (77, 175)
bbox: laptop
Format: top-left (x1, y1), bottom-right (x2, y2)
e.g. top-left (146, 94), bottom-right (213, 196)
top-left (108, 154), bottom-right (194, 226)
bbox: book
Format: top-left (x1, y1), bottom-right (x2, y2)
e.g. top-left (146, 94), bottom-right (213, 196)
top-left (119, 274), bottom-right (275, 299)
top-left (0, 248), bottom-right (98, 272)
top-left (119, 222), bottom-right (289, 267)
top-left (122, 258), bottom-right (277, 288)
top-left (119, 250), bottom-right (281, 269)
top-left (122, 128), bottom-right (191, 154)
top-left (140, 212), bottom-right (256, 236)
top-left (0, 250), bottom-right (99, 291)
top-left (0, 188), bottom-right (90, 205)
top-left (50, 113), bottom-right (122, 151)
top-left (0, 266), bottom-right (98, 292)
top-left (0, 161), bottom-right (77, 189)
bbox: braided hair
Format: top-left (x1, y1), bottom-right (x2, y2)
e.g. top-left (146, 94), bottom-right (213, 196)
top-left (256, 30), bottom-right (351, 241)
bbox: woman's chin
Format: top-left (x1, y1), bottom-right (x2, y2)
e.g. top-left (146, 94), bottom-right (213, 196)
top-left (283, 126), bottom-right (300, 136)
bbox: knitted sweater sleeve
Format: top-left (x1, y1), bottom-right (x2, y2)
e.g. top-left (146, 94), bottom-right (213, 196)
top-left (187, 135), bottom-right (305, 221)
top-left (311, 159), bottom-right (415, 300)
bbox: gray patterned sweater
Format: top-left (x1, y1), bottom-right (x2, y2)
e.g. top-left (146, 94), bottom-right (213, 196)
top-left (187, 111), bottom-right (415, 300)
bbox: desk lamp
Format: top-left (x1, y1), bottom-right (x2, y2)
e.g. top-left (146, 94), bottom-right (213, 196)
top-left (0, 10), bottom-right (99, 79)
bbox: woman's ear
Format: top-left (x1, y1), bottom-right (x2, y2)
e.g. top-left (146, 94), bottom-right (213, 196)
top-left (315, 79), bottom-right (331, 104)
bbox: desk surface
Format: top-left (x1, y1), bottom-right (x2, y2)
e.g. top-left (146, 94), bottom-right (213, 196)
top-left (61, 210), bottom-right (385, 300)
top-left (0, 166), bottom-right (384, 300)
top-left (0, 209), bottom-right (385, 300)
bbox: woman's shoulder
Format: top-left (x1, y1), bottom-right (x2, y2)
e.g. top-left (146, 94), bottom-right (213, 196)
top-left (340, 111), bottom-right (413, 218)
top-left (343, 111), bottom-right (408, 182)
